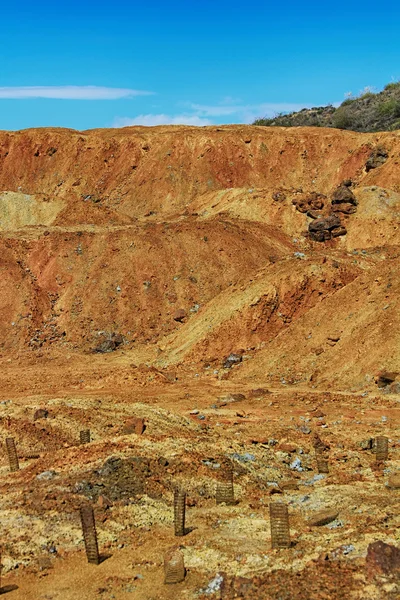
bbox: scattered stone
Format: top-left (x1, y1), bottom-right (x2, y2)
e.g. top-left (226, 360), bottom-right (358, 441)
top-left (121, 417), bottom-right (145, 435)
top-left (299, 425), bottom-right (311, 434)
top-left (307, 210), bottom-right (322, 219)
top-left (248, 388), bottom-right (270, 397)
top-left (387, 473), bottom-right (400, 489)
top-left (289, 457), bottom-right (303, 472)
top-left (304, 474), bottom-right (325, 485)
top-left (97, 494), bottom-right (112, 509)
top-left (308, 509), bottom-right (339, 526)
top-left (93, 333), bottom-right (124, 353)
top-left (333, 203), bottom-right (357, 214)
top-left (33, 408), bottom-right (49, 420)
top-left (327, 333), bottom-right (341, 342)
top-left (279, 480), bottom-right (299, 491)
top-left (311, 408), bottom-right (326, 418)
top-left (36, 470), bottom-right (57, 480)
top-left (230, 452), bottom-right (255, 463)
top-left (272, 191), bottom-right (286, 202)
top-left (359, 438), bottom-right (373, 450)
top-left (376, 370), bottom-right (398, 388)
top-left (202, 573), bottom-right (224, 594)
top-left (331, 226), bottom-right (347, 237)
top-left (173, 309), bottom-right (187, 322)
top-left (190, 409), bottom-right (200, 415)
top-left (278, 443), bottom-right (297, 453)
top-left (223, 353), bottom-right (243, 369)
top-left (218, 393), bottom-right (246, 405)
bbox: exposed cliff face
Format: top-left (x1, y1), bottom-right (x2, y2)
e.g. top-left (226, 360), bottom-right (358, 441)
top-left (0, 125), bottom-right (399, 391)
top-left (1, 126), bottom-right (400, 223)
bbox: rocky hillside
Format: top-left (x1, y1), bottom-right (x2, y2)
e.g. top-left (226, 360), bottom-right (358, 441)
top-left (253, 82), bottom-right (400, 132)
top-left (0, 124), bottom-right (399, 392)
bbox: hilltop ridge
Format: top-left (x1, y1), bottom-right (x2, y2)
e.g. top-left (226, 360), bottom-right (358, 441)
top-left (254, 82), bottom-right (400, 132)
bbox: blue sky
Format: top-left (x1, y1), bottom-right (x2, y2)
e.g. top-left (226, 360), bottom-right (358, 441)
top-left (1, 0), bottom-right (399, 130)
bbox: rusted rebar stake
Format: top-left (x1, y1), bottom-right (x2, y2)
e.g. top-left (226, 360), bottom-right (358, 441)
top-left (216, 460), bottom-right (235, 505)
top-left (375, 436), bottom-right (388, 461)
top-left (315, 447), bottom-right (329, 474)
top-left (164, 547), bottom-right (185, 584)
top-left (80, 430), bottom-right (91, 445)
top-left (270, 502), bottom-right (291, 548)
top-left (79, 505), bottom-right (100, 565)
top-left (5, 438), bottom-right (19, 472)
top-left (174, 489), bottom-right (186, 536)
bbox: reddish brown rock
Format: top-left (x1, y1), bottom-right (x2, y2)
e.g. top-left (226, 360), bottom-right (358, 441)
top-left (331, 185), bottom-right (357, 205)
top-left (308, 509), bottom-right (339, 526)
top-left (33, 408), bottom-right (49, 420)
top-left (279, 480), bottom-right (299, 491)
top-left (366, 541), bottom-right (400, 577)
top-left (278, 442), bottom-right (298, 453)
top-left (376, 370), bottom-right (398, 388)
top-left (121, 417), bottom-right (145, 435)
top-left (333, 203), bottom-right (357, 214)
top-left (173, 309), bottom-right (187, 322)
top-left (331, 226), bottom-right (347, 237)
top-left (309, 214), bottom-right (341, 232)
top-left (387, 473), bottom-right (400, 489)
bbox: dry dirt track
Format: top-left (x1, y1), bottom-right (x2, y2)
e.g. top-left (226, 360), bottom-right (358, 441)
top-left (0, 125), bottom-right (398, 599)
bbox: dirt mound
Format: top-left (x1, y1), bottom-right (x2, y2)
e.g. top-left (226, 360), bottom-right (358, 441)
top-left (0, 125), bottom-right (398, 389)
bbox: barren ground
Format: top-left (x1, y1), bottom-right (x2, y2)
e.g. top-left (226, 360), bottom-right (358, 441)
top-left (0, 125), bottom-right (398, 599)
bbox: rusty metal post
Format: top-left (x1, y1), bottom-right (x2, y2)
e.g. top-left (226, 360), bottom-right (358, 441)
top-left (270, 502), bottom-right (291, 548)
top-left (5, 438), bottom-right (19, 472)
top-left (164, 547), bottom-right (185, 584)
top-left (216, 460), bottom-right (235, 505)
top-left (174, 489), bottom-right (186, 536)
top-left (315, 447), bottom-right (329, 474)
top-left (79, 505), bottom-right (100, 565)
top-left (376, 436), bottom-right (388, 461)
top-left (80, 430), bottom-right (91, 445)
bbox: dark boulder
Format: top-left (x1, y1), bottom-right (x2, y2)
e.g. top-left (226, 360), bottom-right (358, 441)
top-left (309, 214), bottom-right (341, 232)
top-left (376, 370), bottom-right (398, 388)
top-left (331, 185), bottom-right (358, 206)
top-left (365, 147), bottom-right (388, 172)
top-left (93, 332), bottom-right (124, 354)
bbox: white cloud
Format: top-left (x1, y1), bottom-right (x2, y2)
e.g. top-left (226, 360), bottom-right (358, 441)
top-left (113, 100), bottom-right (316, 129)
top-left (190, 102), bottom-right (312, 122)
top-left (0, 86), bottom-right (153, 100)
top-left (114, 113), bottom-right (213, 127)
